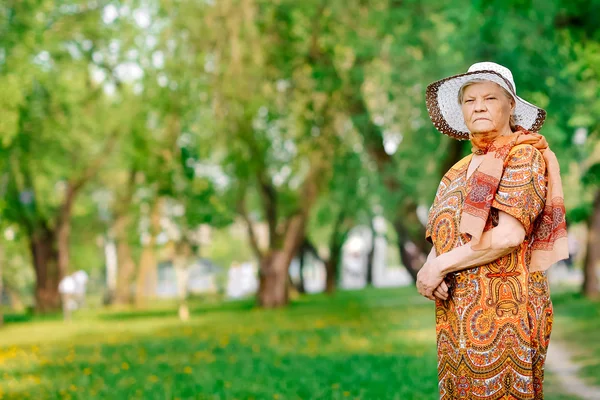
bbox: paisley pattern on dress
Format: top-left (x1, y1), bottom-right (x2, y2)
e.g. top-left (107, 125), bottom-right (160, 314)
top-left (426, 144), bottom-right (552, 400)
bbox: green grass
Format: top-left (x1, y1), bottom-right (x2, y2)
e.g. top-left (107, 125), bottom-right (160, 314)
top-left (551, 290), bottom-right (600, 388)
top-left (0, 287), bottom-right (595, 399)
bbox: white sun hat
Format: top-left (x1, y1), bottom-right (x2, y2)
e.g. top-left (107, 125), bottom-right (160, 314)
top-left (425, 62), bottom-right (546, 140)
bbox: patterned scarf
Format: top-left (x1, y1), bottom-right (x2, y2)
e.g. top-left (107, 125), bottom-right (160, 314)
top-left (460, 127), bottom-right (568, 271)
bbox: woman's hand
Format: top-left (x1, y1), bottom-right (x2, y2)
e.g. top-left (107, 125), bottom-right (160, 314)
top-left (433, 281), bottom-right (449, 301)
top-left (416, 258), bottom-right (445, 301)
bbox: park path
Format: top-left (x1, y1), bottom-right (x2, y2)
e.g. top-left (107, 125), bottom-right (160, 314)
top-left (546, 339), bottom-right (600, 400)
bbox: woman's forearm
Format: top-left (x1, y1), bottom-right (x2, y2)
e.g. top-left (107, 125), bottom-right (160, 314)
top-left (426, 246), bottom-right (437, 262)
top-left (435, 228), bottom-right (518, 276)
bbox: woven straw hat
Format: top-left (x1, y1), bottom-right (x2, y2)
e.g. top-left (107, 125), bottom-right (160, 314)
top-left (425, 62), bottom-right (546, 140)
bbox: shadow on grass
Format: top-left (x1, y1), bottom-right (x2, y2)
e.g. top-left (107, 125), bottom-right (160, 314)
top-left (98, 287), bottom-right (414, 322)
top-left (98, 297), bottom-right (256, 321)
top-left (3, 311), bottom-right (63, 325)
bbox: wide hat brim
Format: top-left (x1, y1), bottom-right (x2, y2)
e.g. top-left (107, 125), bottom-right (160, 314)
top-left (425, 70), bottom-right (546, 140)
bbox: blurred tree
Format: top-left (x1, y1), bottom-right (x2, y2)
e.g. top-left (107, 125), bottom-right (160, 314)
top-left (98, 1), bottom-right (238, 307)
top-left (550, 0), bottom-right (600, 298)
top-left (187, 0), bottom-right (344, 307)
top-left (0, 243), bottom-right (3, 326)
top-left (0, 1), bottom-right (125, 311)
top-left (310, 149), bottom-right (377, 293)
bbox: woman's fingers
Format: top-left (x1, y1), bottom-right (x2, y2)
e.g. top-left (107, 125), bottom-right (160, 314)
top-left (440, 281), bottom-right (449, 293)
top-left (434, 287), bottom-right (448, 300)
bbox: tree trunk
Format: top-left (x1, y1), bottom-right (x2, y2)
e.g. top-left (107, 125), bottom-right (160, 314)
top-left (113, 213), bottom-right (137, 305)
top-left (325, 243), bottom-right (342, 294)
top-left (258, 251), bottom-right (290, 308)
top-left (366, 221), bottom-right (376, 286)
top-left (393, 218), bottom-right (426, 281)
top-left (0, 244), bottom-right (3, 326)
top-left (297, 243), bottom-right (307, 294)
top-left (30, 226), bottom-right (61, 312)
top-left (110, 169), bottom-right (138, 305)
top-left (325, 211), bottom-right (348, 295)
top-left (257, 215), bottom-right (306, 308)
top-left (135, 198), bottom-right (162, 307)
top-left (173, 241), bottom-right (192, 321)
top-left (56, 185), bottom-right (76, 283)
top-left (134, 242), bottom-right (158, 308)
top-left (6, 287), bottom-right (25, 312)
top-left (115, 240), bottom-right (136, 305)
top-left (27, 184), bottom-right (77, 313)
top-left (583, 190), bottom-right (600, 298)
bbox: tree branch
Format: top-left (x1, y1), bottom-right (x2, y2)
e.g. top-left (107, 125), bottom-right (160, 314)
top-left (237, 191), bottom-right (264, 261)
top-left (256, 171), bottom-right (278, 248)
top-left (70, 130), bottom-right (119, 194)
top-left (302, 237), bottom-right (324, 263)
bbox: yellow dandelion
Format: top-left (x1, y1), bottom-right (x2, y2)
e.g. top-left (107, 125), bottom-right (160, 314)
top-left (183, 366), bottom-right (192, 374)
top-left (343, 391), bottom-right (351, 397)
top-left (83, 368), bottom-right (92, 375)
top-left (121, 362), bottom-right (130, 370)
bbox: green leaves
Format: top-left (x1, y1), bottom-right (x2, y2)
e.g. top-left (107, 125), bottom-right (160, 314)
top-left (582, 163), bottom-right (600, 188)
top-left (0, 74), bottom-right (24, 148)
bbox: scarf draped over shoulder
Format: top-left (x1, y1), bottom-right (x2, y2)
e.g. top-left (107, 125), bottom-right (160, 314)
top-left (456, 128), bottom-right (568, 271)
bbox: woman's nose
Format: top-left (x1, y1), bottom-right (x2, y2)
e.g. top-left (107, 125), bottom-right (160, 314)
top-left (474, 98), bottom-right (487, 111)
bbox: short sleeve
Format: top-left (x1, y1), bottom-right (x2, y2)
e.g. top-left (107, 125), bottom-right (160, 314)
top-left (491, 144), bottom-right (547, 236)
top-left (425, 179), bottom-right (447, 244)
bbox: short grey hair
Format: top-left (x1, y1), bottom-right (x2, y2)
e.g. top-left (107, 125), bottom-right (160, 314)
top-left (458, 79), bottom-right (517, 131)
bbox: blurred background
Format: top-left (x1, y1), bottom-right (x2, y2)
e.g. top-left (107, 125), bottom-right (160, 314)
top-left (1, 0), bottom-right (599, 399)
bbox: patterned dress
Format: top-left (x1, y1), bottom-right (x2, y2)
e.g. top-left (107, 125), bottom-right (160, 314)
top-left (426, 144), bottom-right (553, 400)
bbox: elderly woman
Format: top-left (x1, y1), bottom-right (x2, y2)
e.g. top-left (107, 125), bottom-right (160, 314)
top-left (417, 62), bottom-right (569, 399)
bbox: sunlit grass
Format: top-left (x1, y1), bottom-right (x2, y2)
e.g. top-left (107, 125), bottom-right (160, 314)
top-left (551, 290), bottom-right (600, 388)
top-left (0, 287), bottom-right (594, 399)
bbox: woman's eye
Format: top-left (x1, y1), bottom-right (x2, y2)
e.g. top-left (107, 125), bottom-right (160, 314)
top-left (465, 99), bottom-right (474, 103)
top-left (486, 97), bottom-right (496, 100)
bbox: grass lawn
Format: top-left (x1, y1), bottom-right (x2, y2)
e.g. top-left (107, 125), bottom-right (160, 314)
top-left (0, 286), bottom-right (595, 399)
top-left (551, 290), bottom-right (600, 388)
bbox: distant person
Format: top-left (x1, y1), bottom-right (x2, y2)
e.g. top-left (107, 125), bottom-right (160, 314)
top-left (416, 62), bottom-right (569, 399)
top-left (59, 275), bottom-right (77, 321)
top-left (59, 270), bottom-right (89, 321)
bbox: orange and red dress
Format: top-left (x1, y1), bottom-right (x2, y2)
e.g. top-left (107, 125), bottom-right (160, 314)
top-left (426, 144), bottom-right (553, 400)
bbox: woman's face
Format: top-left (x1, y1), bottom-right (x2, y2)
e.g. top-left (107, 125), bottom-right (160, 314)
top-left (460, 81), bottom-right (514, 135)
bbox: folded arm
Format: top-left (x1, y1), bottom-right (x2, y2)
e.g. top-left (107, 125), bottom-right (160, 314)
top-left (436, 210), bottom-right (525, 275)
top-left (416, 210), bottom-right (525, 300)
